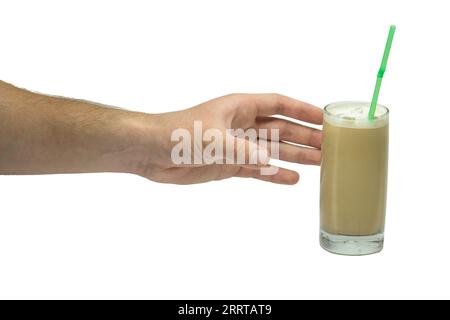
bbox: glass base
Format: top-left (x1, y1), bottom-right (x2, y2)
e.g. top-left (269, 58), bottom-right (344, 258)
top-left (320, 229), bottom-right (384, 256)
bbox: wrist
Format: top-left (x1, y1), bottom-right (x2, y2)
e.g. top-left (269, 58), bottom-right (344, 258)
top-left (115, 112), bottom-right (165, 177)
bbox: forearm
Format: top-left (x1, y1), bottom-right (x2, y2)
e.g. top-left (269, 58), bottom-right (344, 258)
top-left (0, 81), bottom-right (152, 175)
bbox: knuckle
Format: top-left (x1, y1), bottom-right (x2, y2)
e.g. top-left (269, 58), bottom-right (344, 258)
top-left (280, 121), bottom-right (292, 140)
top-left (272, 93), bottom-right (284, 114)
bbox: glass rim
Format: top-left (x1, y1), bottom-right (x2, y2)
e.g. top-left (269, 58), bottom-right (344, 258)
top-left (324, 101), bottom-right (389, 119)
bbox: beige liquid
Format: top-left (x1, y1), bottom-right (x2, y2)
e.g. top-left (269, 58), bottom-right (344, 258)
top-left (320, 112), bottom-right (389, 236)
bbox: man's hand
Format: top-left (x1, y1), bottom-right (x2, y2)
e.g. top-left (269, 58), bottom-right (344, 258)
top-left (0, 81), bottom-right (322, 185)
top-left (135, 94), bottom-right (323, 184)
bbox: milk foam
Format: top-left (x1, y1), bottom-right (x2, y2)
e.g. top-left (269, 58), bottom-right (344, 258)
top-left (324, 102), bottom-right (389, 129)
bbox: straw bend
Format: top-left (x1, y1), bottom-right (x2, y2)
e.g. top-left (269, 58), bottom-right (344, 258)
top-left (368, 25), bottom-right (396, 120)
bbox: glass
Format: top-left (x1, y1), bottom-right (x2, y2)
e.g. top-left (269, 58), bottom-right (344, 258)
top-left (320, 101), bottom-right (389, 255)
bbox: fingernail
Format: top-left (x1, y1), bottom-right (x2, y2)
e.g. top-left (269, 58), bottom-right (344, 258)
top-left (315, 131), bottom-right (323, 147)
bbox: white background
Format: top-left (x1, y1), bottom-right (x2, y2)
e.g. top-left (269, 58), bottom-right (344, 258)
top-left (1, 0), bottom-right (449, 299)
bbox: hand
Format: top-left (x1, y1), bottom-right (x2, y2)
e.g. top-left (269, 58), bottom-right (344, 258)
top-left (133, 94), bottom-right (323, 184)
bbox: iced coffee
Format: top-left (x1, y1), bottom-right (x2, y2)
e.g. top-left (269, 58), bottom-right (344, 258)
top-left (320, 101), bottom-right (389, 255)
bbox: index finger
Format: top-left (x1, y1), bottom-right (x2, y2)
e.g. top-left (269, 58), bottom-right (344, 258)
top-left (242, 93), bottom-right (323, 125)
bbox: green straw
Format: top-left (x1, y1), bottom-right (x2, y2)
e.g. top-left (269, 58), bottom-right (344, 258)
top-left (368, 25), bottom-right (396, 120)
